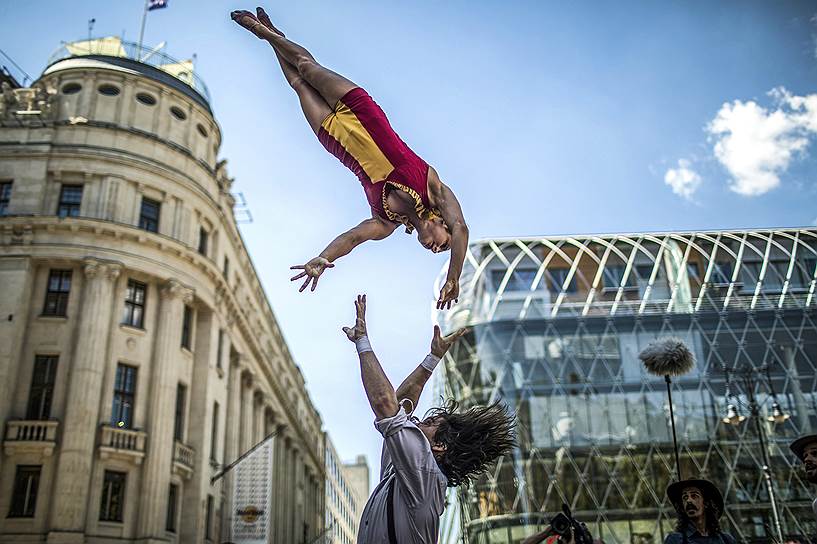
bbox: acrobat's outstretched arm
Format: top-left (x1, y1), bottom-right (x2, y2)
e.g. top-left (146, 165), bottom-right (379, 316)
top-left (343, 294), bottom-right (399, 419)
top-left (290, 216), bottom-right (397, 292)
top-left (428, 179), bottom-right (469, 310)
top-left (394, 325), bottom-right (466, 414)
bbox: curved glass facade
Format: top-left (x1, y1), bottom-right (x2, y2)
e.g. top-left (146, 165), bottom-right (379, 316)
top-left (434, 228), bottom-right (817, 544)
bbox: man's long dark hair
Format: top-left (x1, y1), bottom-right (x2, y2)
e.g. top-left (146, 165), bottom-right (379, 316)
top-left (424, 399), bottom-right (516, 487)
top-left (673, 498), bottom-right (722, 536)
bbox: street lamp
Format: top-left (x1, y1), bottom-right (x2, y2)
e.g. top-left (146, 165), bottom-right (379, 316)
top-left (766, 401), bottom-right (790, 424)
top-left (722, 364), bottom-right (790, 544)
top-left (763, 363), bottom-right (790, 425)
top-left (722, 403), bottom-right (746, 425)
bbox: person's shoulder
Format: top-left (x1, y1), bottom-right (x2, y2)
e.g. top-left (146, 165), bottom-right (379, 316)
top-left (720, 532), bottom-right (737, 544)
top-left (662, 532), bottom-right (682, 544)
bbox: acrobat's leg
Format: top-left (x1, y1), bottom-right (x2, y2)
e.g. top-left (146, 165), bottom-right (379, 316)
top-left (236, 9), bottom-right (332, 135)
top-left (282, 58), bottom-right (333, 135)
top-left (232, 8), bottom-right (358, 107)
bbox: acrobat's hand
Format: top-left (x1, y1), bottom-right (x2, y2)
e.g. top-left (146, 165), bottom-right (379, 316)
top-left (290, 257), bottom-right (334, 292)
top-left (430, 325), bottom-right (467, 358)
top-left (342, 294), bottom-right (367, 341)
top-left (436, 278), bottom-right (459, 310)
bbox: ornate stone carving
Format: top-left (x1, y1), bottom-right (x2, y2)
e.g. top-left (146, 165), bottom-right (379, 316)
top-left (82, 259), bottom-right (101, 279)
top-left (103, 263), bottom-right (122, 281)
top-left (0, 82), bottom-right (16, 119)
top-left (2, 224), bottom-right (33, 245)
top-left (215, 159), bottom-right (235, 193)
top-left (0, 83), bottom-right (57, 121)
top-left (160, 279), bottom-right (194, 303)
top-left (33, 83), bottom-right (57, 118)
top-left (82, 259), bottom-right (122, 281)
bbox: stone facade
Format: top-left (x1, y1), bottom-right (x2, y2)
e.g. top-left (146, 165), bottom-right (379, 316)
top-left (341, 455), bottom-right (370, 522)
top-left (324, 436), bottom-right (366, 544)
top-left (0, 41), bottom-right (325, 543)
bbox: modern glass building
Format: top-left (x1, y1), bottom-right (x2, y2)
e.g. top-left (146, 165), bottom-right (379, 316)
top-left (434, 228), bottom-right (817, 544)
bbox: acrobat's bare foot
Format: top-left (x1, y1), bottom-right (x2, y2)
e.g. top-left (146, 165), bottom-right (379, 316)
top-left (256, 7), bottom-right (285, 37)
top-left (230, 9), bottom-right (276, 40)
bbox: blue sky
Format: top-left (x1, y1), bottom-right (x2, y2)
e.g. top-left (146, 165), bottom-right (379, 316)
top-left (3, 1), bottom-right (816, 489)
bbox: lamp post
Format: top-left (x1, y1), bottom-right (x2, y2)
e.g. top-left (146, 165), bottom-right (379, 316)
top-left (722, 364), bottom-right (788, 544)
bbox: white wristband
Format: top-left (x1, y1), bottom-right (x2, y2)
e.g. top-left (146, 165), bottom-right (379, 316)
top-left (420, 353), bottom-right (441, 372)
top-left (355, 336), bottom-right (373, 354)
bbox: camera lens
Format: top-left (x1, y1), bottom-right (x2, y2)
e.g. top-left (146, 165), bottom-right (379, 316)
top-left (550, 513), bottom-right (570, 535)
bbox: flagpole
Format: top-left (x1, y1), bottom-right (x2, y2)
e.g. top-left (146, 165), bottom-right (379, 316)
top-left (210, 428), bottom-right (283, 484)
top-left (137, 0), bottom-right (150, 60)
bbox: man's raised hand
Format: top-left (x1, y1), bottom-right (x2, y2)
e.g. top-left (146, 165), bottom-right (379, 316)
top-left (290, 256), bottom-right (334, 292)
top-left (342, 294), bottom-right (368, 341)
top-left (430, 325), bottom-right (467, 358)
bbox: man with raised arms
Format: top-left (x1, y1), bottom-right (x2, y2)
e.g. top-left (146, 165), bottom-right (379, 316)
top-left (342, 294), bottom-right (515, 542)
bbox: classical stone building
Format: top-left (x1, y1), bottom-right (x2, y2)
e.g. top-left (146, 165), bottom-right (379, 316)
top-left (324, 435), bottom-right (367, 544)
top-left (0, 37), bottom-right (325, 543)
top-left (341, 454), bottom-right (369, 521)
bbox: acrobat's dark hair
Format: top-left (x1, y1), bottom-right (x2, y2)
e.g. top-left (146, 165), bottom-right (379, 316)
top-left (673, 498), bottom-right (722, 535)
top-left (424, 399), bottom-right (516, 487)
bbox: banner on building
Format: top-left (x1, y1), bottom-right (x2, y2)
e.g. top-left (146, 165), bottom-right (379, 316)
top-left (230, 435), bottom-right (274, 544)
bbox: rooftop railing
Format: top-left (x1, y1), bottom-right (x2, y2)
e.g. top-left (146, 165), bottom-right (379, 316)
top-left (47, 37), bottom-right (210, 103)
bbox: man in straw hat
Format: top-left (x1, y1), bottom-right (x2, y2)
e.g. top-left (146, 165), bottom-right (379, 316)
top-left (789, 434), bottom-right (817, 525)
top-left (663, 479), bottom-right (736, 544)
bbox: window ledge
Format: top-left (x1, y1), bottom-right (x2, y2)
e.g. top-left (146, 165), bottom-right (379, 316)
top-left (181, 347), bottom-right (193, 357)
top-left (216, 366), bottom-right (224, 379)
top-left (37, 314), bottom-right (68, 321)
top-left (119, 324), bottom-right (146, 336)
top-left (98, 520), bottom-right (124, 526)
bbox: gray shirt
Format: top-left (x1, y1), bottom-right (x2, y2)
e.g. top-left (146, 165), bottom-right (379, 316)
top-left (356, 410), bottom-right (448, 544)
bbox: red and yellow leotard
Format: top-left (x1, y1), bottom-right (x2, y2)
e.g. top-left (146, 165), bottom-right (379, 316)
top-left (317, 87), bottom-right (438, 232)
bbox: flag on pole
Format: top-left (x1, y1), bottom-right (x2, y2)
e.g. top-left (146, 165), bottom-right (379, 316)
top-left (230, 435), bottom-right (274, 544)
top-left (147, 0), bottom-right (168, 11)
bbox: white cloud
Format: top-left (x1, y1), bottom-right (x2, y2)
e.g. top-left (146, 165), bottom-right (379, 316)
top-left (664, 159), bottom-right (702, 200)
top-left (706, 87), bottom-right (817, 196)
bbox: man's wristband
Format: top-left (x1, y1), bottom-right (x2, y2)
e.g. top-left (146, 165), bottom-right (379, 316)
top-left (420, 353), bottom-right (441, 372)
top-left (355, 336), bottom-right (373, 354)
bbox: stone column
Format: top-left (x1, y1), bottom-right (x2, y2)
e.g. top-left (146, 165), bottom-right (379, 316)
top-left (253, 391), bottom-right (265, 443)
top-left (264, 409), bottom-right (274, 437)
top-left (270, 424), bottom-right (284, 543)
top-left (281, 437), bottom-right (295, 542)
top-left (315, 474), bottom-right (322, 538)
top-left (304, 469), bottom-right (313, 540)
top-left (0, 257), bottom-right (34, 475)
top-left (286, 444), bottom-right (298, 543)
top-left (240, 372), bottom-right (254, 453)
top-left (294, 454), bottom-right (304, 543)
top-left (274, 431), bottom-right (290, 544)
top-left (223, 355), bottom-right (243, 540)
top-left (49, 259), bottom-right (121, 538)
top-left (137, 279), bottom-right (194, 540)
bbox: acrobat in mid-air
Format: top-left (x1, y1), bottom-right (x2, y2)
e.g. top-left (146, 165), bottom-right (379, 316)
top-left (231, 7), bottom-right (469, 309)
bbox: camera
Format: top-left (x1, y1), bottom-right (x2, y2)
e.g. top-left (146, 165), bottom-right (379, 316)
top-left (549, 503), bottom-right (594, 544)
